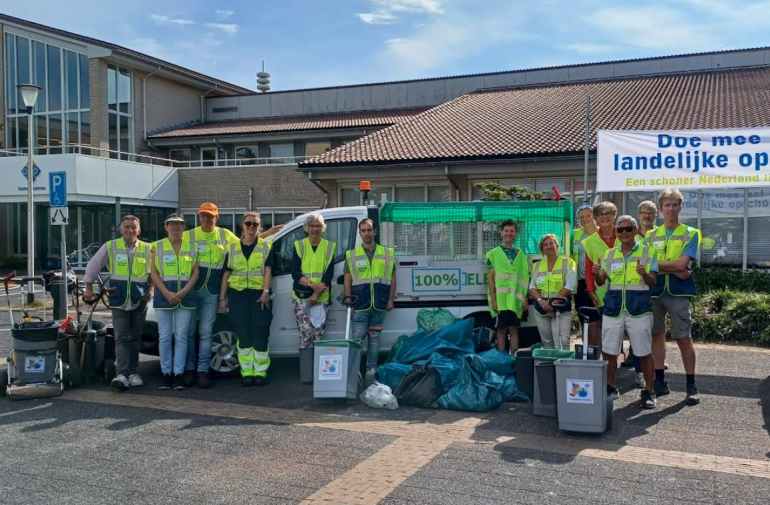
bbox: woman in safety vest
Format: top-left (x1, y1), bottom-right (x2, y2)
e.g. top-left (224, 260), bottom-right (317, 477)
top-left (150, 214), bottom-right (200, 390)
top-left (220, 212), bottom-right (274, 386)
top-left (528, 234), bottom-right (577, 350)
top-left (292, 213), bottom-right (337, 347)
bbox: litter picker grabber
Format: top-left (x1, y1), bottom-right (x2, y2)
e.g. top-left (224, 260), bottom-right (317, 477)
top-left (549, 297), bottom-right (570, 351)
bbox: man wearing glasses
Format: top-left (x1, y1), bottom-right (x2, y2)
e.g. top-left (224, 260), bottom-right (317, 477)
top-left (596, 216), bottom-right (658, 409)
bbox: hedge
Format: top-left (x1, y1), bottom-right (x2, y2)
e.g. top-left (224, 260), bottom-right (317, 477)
top-left (0, 256), bottom-right (26, 269)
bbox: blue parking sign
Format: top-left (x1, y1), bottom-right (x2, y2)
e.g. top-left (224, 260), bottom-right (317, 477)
top-left (49, 171), bottom-right (67, 207)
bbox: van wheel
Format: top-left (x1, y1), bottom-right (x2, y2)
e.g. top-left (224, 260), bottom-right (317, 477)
top-left (210, 330), bottom-right (240, 375)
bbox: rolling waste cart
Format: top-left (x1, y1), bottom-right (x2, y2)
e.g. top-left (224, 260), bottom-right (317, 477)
top-left (555, 306), bottom-right (613, 432)
top-left (313, 295), bottom-right (362, 400)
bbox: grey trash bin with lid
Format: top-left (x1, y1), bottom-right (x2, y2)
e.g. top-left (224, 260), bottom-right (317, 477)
top-left (313, 294), bottom-right (362, 400)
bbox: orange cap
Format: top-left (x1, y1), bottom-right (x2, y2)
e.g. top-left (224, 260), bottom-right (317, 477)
top-left (198, 202), bottom-right (218, 216)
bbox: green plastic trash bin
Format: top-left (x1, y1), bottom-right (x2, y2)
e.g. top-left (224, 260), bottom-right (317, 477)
top-left (313, 339), bottom-right (362, 400)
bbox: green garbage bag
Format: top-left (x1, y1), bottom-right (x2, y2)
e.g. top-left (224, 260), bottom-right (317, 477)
top-left (438, 355), bottom-right (504, 412)
top-left (385, 334), bottom-right (413, 363)
top-left (532, 348), bottom-right (575, 363)
top-left (416, 308), bottom-right (457, 333)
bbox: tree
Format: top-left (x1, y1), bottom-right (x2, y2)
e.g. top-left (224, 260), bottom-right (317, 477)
top-left (474, 182), bottom-right (547, 202)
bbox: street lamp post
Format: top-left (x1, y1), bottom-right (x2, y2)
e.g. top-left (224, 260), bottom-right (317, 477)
top-left (18, 84), bottom-right (41, 303)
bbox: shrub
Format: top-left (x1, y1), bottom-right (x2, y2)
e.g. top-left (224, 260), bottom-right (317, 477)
top-left (0, 256), bottom-right (26, 269)
top-left (693, 266), bottom-right (770, 294)
top-left (691, 290), bottom-right (770, 346)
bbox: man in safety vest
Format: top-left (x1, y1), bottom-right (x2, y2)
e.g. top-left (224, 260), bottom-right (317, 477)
top-left (182, 202), bottom-right (239, 388)
top-left (645, 189), bottom-right (701, 405)
top-left (596, 215), bottom-right (658, 409)
top-left (84, 215), bottom-right (153, 391)
top-left (486, 219), bottom-right (529, 353)
top-left (344, 219), bottom-right (397, 382)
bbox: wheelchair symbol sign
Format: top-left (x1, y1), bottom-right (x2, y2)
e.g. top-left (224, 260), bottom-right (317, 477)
top-left (49, 171), bottom-right (67, 207)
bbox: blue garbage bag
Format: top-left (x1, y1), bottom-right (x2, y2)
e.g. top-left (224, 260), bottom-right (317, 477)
top-left (477, 349), bottom-right (516, 376)
top-left (430, 319), bottom-right (474, 353)
top-left (416, 352), bottom-right (462, 392)
top-left (499, 375), bottom-right (530, 402)
top-left (375, 363), bottom-right (412, 391)
top-left (394, 320), bottom-right (474, 364)
top-left (438, 355), bottom-right (504, 412)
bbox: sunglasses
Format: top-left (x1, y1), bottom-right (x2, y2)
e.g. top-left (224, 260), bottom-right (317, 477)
top-left (617, 226), bottom-right (636, 233)
top-left (243, 221), bottom-right (260, 228)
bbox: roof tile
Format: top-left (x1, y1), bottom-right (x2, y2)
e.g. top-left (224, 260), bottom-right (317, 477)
top-left (302, 67), bottom-right (770, 167)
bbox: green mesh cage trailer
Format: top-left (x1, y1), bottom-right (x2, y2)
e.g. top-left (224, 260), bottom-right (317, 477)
top-left (379, 200), bottom-right (574, 302)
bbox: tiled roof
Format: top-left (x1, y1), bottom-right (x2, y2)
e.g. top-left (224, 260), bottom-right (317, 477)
top-left (301, 67), bottom-right (770, 168)
top-left (0, 14), bottom-right (250, 94)
top-left (148, 108), bottom-right (429, 139)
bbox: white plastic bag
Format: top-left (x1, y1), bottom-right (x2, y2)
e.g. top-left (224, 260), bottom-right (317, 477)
top-left (360, 381), bottom-right (399, 410)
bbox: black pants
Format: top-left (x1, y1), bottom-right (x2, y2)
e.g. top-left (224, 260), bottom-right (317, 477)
top-left (228, 289), bottom-right (271, 352)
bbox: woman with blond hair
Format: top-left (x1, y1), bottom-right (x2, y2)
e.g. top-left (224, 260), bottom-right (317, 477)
top-left (528, 234), bottom-right (577, 350)
top-left (220, 212), bottom-right (274, 386)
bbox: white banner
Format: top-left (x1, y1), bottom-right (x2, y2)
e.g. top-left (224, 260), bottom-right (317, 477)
top-left (597, 128), bottom-right (770, 192)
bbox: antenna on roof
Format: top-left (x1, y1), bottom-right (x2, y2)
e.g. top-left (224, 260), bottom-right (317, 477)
top-left (257, 60), bottom-right (271, 93)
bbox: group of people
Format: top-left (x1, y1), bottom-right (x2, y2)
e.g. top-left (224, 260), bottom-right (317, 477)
top-left (83, 203), bottom-right (396, 391)
top-left (486, 188), bottom-right (701, 410)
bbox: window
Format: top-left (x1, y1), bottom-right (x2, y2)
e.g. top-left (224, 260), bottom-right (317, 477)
top-left (107, 65), bottom-right (133, 158)
top-left (169, 149), bottom-right (192, 165)
top-left (428, 185), bottom-right (451, 202)
top-left (271, 218), bottom-right (356, 276)
top-left (183, 213), bottom-right (197, 230)
top-left (201, 147), bottom-right (217, 167)
top-left (305, 141), bottom-right (331, 157)
top-left (236, 145), bottom-right (258, 165)
top-left (269, 143), bottom-right (294, 164)
top-left (395, 186), bottom-right (424, 202)
top-left (4, 34), bottom-right (90, 154)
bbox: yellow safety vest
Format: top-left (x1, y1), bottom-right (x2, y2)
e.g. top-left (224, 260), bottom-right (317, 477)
top-left (294, 238), bottom-right (336, 302)
top-left (106, 238), bottom-right (151, 309)
top-left (645, 224), bottom-right (701, 298)
top-left (601, 243), bottom-right (655, 318)
top-left (345, 244), bottom-right (395, 311)
top-left (486, 246), bottom-right (529, 318)
top-left (227, 239), bottom-right (272, 291)
top-left (183, 226), bottom-right (236, 295)
top-left (152, 238), bottom-right (197, 310)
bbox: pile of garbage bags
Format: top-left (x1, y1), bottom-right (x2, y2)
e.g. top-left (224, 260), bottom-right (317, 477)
top-left (375, 312), bottom-right (530, 412)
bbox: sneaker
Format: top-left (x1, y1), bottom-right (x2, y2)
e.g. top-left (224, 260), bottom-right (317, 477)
top-left (607, 385), bottom-right (620, 400)
top-left (128, 374), bottom-right (144, 387)
top-left (183, 370), bottom-right (197, 387)
top-left (242, 376), bottom-right (255, 387)
top-left (254, 376), bottom-right (267, 387)
top-left (635, 372), bottom-right (646, 389)
top-left (111, 374), bottom-right (129, 391)
top-left (158, 374), bottom-right (173, 390)
top-left (197, 372), bottom-right (211, 389)
top-left (640, 389), bottom-right (657, 409)
top-left (685, 384), bottom-right (700, 405)
top-left (172, 376), bottom-right (186, 390)
top-left (654, 379), bottom-right (670, 397)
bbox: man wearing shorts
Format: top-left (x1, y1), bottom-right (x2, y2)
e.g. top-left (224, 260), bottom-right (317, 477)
top-left (596, 215), bottom-right (658, 408)
top-left (645, 189), bottom-right (701, 405)
top-left (487, 220), bottom-right (529, 353)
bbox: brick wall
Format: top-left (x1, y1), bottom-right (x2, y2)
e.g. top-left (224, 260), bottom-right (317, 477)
top-left (89, 58), bottom-right (109, 156)
top-left (178, 165), bottom-right (324, 210)
top-left (136, 71), bottom-right (204, 154)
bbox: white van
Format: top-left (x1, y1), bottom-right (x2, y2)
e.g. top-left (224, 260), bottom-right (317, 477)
top-left (142, 200), bottom-right (573, 373)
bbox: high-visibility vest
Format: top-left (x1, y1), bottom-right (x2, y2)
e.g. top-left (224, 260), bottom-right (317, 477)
top-left (226, 239), bottom-right (272, 291)
top-left (572, 228), bottom-right (593, 281)
top-left (106, 238), bottom-right (151, 309)
top-left (645, 224), bottom-right (701, 298)
top-left (345, 244), bottom-right (395, 311)
top-left (532, 256), bottom-right (575, 316)
top-left (182, 226), bottom-right (237, 296)
top-left (294, 238), bottom-right (336, 302)
top-left (152, 238), bottom-right (197, 310)
top-left (582, 231), bottom-right (620, 307)
top-left (601, 243), bottom-right (656, 318)
top-left (486, 246), bottom-right (529, 318)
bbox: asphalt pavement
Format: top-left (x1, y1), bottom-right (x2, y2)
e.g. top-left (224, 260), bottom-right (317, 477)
top-left (1, 288), bottom-right (769, 504)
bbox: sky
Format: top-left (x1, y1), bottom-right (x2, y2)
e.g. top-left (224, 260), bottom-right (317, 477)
top-left (3, 0), bottom-right (770, 91)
